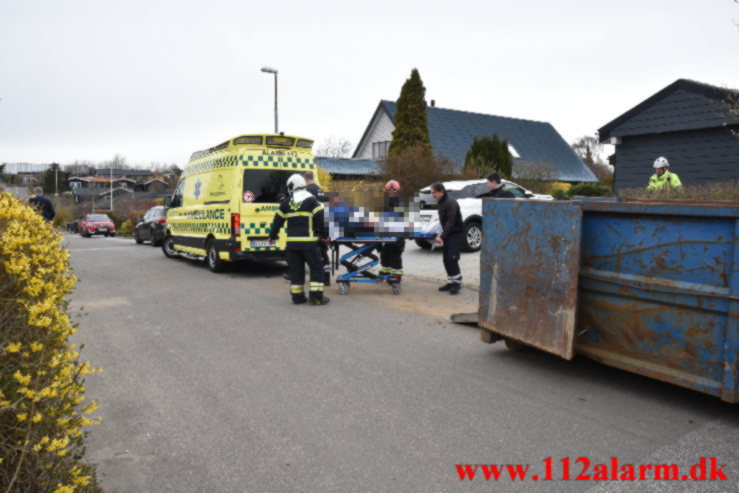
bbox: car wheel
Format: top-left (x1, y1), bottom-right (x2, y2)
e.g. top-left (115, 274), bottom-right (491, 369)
top-left (206, 240), bottom-right (227, 273)
top-left (462, 221), bottom-right (482, 252)
top-left (162, 234), bottom-right (178, 259)
top-left (415, 239), bottom-right (432, 250)
top-left (135, 231), bottom-right (143, 244)
top-left (104, 233), bottom-right (109, 237)
top-left (150, 228), bottom-right (161, 246)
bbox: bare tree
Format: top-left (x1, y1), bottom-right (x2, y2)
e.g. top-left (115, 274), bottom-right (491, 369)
top-left (314, 136), bottom-right (353, 157)
top-left (99, 153), bottom-right (129, 170)
top-left (65, 160), bottom-right (94, 176)
top-left (571, 133), bottom-right (614, 186)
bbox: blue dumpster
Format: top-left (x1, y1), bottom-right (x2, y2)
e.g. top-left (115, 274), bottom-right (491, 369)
top-left (478, 199), bottom-right (739, 403)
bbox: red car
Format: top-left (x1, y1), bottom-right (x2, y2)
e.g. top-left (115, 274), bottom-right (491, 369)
top-left (79, 214), bottom-right (116, 238)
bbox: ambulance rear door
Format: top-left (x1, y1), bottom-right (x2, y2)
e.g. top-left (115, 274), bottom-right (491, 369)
top-left (240, 168), bottom-right (294, 252)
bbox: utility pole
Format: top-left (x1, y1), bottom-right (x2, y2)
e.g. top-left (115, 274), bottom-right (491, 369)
top-left (54, 164), bottom-right (59, 209)
top-left (261, 66), bottom-right (279, 133)
top-left (110, 167), bottom-right (114, 211)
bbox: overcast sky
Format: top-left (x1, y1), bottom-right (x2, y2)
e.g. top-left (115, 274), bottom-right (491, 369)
top-left (1, 0), bottom-right (738, 167)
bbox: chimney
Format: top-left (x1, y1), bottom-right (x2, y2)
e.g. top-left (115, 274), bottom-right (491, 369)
top-left (430, 100), bottom-right (435, 107)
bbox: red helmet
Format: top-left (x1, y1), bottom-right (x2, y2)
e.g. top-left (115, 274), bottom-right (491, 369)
top-left (385, 180), bottom-right (400, 192)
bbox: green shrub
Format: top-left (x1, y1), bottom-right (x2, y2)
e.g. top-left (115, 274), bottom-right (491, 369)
top-left (567, 183), bottom-right (613, 198)
top-left (105, 211), bottom-right (126, 230)
top-left (551, 189), bottom-right (571, 201)
top-left (618, 180), bottom-right (739, 201)
top-left (0, 191), bottom-right (101, 491)
top-left (52, 207), bottom-right (73, 230)
top-left (119, 219), bottom-right (133, 237)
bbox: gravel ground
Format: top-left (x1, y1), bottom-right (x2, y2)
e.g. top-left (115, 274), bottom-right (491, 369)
top-left (382, 240), bottom-right (481, 290)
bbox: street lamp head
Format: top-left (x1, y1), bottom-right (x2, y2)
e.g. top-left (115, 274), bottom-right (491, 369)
top-left (261, 66), bottom-right (278, 74)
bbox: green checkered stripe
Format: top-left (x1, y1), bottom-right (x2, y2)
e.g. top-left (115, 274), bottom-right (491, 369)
top-left (242, 222), bottom-right (280, 251)
top-left (241, 155), bottom-right (316, 169)
top-left (169, 222), bottom-right (230, 235)
top-left (184, 155), bottom-right (239, 176)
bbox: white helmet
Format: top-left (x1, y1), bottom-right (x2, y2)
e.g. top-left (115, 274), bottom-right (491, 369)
top-left (653, 156), bottom-right (669, 169)
top-left (286, 174), bottom-right (307, 193)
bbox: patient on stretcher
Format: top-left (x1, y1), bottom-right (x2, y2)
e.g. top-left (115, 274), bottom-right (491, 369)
top-left (325, 193), bottom-right (434, 239)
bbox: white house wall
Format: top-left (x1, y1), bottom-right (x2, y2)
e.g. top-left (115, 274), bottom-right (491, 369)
top-left (355, 111), bottom-right (395, 159)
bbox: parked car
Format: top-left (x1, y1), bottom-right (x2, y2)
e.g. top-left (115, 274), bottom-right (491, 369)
top-left (416, 179), bottom-right (553, 252)
top-left (135, 206), bottom-right (167, 246)
top-left (66, 219), bottom-right (80, 233)
top-left (79, 214), bottom-right (116, 238)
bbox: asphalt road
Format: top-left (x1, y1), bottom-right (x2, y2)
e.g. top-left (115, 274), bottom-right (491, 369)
top-left (64, 233), bottom-right (738, 492)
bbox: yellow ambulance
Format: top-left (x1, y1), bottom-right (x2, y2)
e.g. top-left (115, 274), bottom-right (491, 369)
top-left (163, 134), bottom-right (321, 272)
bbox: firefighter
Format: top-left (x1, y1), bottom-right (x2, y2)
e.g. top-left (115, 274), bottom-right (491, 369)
top-left (304, 171), bottom-right (331, 286)
top-left (648, 156), bottom-right (682, 190)
top-left (269, 174), bottom-right (329, 305)
top-left (378, 180), bottom-right (405, 283)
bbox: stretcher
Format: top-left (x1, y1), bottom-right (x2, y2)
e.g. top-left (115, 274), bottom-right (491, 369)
top-left (331, 234), bottom-right (436, 295)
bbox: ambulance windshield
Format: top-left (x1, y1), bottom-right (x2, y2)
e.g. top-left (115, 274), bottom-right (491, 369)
top-left (243, 170), bottom-right (293, 203)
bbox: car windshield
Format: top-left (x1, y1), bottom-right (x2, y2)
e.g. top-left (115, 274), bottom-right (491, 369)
top-left (87, 215), bottom-right (110, 222)
top-left (243, 170), bottom-right (294, 203)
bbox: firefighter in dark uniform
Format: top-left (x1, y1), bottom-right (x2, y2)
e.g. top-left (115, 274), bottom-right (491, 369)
top-left (304, 171), bottom-right (331, 286)
top-left (269, 174), bottom-right (330, 306)
top-left (378, 180), bottom-right (405, 283)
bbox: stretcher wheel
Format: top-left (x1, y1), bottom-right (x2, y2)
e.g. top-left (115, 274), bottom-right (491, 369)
top-left (392, 283), bottom-right (401, 295)
top-left (338, 282), bottom-right (350, 295)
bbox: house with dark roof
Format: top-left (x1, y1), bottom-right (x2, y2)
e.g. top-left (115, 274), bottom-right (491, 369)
top-left (313, 157), bottom-right (380, 180)
top-left (327, 100), bottom-right (595, 182)
top-left (69, 171), bottom-right (171, 203)
top-left (599, 79), bottom-right (739, 191)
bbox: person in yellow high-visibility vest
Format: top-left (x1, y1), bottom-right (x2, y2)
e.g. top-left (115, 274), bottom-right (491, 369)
top-left (647, 156), bottom-right (682, 190)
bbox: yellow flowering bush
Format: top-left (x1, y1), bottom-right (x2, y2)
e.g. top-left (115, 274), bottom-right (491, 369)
top-left (316, 167), bottom-right (333, 192)
top-left (0, 192), bottom-right (101, 492)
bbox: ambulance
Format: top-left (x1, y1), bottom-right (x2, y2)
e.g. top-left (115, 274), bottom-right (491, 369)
top-left (162, 134), bottom-right (321, 272)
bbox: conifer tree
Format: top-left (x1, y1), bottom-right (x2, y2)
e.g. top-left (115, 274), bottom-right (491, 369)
top-left (388, 69), bottom-right (432, 156)
top-left (463, 134), bottom-right (513, 178)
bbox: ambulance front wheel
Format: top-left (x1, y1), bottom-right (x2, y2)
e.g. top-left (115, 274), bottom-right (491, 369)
top-left (338, 282), bottom-right (349, 295)
top-left (206, 240), bottom-right (227, 273)
top-left (162, 234), bottom-right (178, 259)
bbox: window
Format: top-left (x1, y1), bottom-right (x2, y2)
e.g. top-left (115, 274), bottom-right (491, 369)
top-left (266, 136), bottom-right (295, 147)
top-left (372, 141), bottom-right (391, 159)
top-left (508, 186), bottom-right (526, 198)
top-left (243, 170), bottom-right (295, 203)
top-left (172, 178), bottom-right (186, 207)
top-left (234, 136), bottom-right (263, 145)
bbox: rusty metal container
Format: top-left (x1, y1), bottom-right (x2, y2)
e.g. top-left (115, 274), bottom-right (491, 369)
top-left (478, 199), bottom-right (738, 403)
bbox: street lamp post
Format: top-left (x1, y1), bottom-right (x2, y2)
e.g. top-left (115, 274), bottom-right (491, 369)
top-left (261, 66), bottom-right (278, 133)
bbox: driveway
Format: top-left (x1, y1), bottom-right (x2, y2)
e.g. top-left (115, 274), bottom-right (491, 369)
top-left (64, 233), bottom-right (738, 492)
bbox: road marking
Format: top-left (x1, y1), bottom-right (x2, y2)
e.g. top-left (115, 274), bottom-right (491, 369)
top-left (74, 297), bottom-right (131, 308)
top-left (68, 246), bottom-right (134, 251)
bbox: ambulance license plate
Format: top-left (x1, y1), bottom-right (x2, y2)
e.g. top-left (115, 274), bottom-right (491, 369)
top-left (250, 240), bottom-right (273, 248)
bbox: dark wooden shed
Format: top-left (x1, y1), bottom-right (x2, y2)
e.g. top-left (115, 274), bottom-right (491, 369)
top-left (599, 79), bottom-right (739, 191)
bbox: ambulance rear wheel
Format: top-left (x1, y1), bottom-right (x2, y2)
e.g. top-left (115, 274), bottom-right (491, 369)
top-left (162, 234), bottom-right (178, 259)
top-left (338, 282), bottom-right (349, 295)
top-left (206, 240), bottom-right (227, 273)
